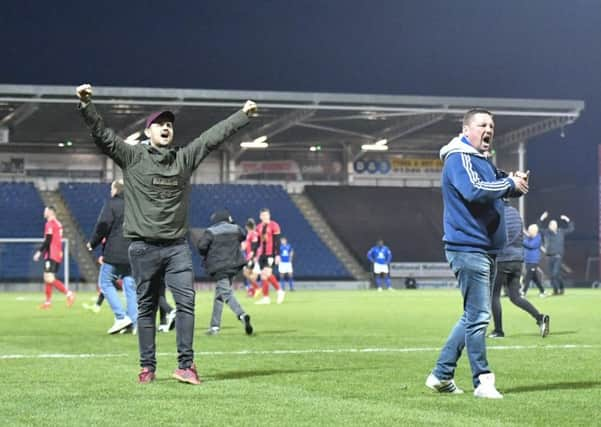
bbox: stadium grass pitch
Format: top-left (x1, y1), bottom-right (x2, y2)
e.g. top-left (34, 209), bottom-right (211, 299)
top-left (1, 288), bottom-right (600, 426)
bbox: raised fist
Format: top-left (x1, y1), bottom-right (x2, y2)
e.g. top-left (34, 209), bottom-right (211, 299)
top-left (243, 100), bottom-right (257, 115)
top-left (76, 84), bottom-right (93, 103)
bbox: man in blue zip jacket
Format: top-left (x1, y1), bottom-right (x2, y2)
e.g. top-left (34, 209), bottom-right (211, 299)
top-left (425, 108), bottom-right (528, 399)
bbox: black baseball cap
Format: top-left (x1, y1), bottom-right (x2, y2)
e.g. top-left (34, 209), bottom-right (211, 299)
top-left (145, 111), bottom-right (175, 129)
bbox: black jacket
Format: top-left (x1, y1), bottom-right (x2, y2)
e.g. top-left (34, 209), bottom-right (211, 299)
top-left (497, 204), bottom-right (524, 263)
top-left (88, 193), bottom-right (130, 265)
top-left (197, 220), bottom-right (246, 279)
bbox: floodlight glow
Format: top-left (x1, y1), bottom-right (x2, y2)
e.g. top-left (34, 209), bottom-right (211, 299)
top-left (361, 144), bottom-right (388, 151)
top-left (240, 141), bottom-right (269, 149)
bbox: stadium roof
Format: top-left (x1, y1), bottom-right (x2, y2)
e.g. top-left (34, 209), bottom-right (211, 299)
top-left (0, 84), bottom-right (585, 155)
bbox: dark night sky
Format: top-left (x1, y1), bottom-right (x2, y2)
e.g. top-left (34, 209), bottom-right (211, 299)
top-left (2, 0), bottom-right (600, 235)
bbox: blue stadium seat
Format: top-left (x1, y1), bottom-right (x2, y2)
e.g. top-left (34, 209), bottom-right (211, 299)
top-left (0, 182), bottom-right (80, 282)
top-left (60, 182), bottom-right (352, 281)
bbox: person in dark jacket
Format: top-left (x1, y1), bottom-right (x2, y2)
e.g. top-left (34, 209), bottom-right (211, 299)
top-left (522, 223), bottom-right (546, 296)
top-left (87, 179), bottom-right (137, 335)
top-left (77, 83), bottom-right (256, 385)
top-left (489, 202), bottom-right (549, 338)
top-left (197, 209), bottom-right (253, 336)
top-left (538, 211), bottom-right (575, 295)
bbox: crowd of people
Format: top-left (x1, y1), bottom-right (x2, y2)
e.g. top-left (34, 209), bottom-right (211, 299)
top-left (27, 85), bottom-right (574, 396)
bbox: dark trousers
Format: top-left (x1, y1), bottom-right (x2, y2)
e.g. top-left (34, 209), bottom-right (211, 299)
top-left (210, 275), bottom-right (245, 328)
top-left (523, 263), bottom-right (545, 294)
top-left (548, 255), bottom-right (564, 294)
top-left (129, 239), bottom-right (195, 370)
top-left (491, 261), bottom-right (542, 334)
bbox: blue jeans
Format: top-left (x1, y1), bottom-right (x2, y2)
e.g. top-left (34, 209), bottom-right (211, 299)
top-left (99, 262), bottom-right (137, 326)
top-left (432, 251), bottom-right (495, 387)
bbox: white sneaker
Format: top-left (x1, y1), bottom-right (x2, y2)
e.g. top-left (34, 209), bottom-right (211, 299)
top-left (473, 373), bottom-right (503, 399)
top-left (276, 290), bottom-right (286, 304)
top-left (166, 309), bottom-right (177, 331)
top-left (206, 326), bottom-right (220, 336)
top-left (425, 373), bottom-right (464, 394)
top-left (107, 316), bottom-right (133, 335)
top-left (377, 288), bottom-right (383, 292)
top-left (157, 324), bottom-right (169, 333)
top-left (119, 325), bottom-right (137, 335)
top-left (255, 297), bottom-right (271, 305)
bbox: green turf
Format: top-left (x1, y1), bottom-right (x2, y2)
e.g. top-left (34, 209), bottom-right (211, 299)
top-left (1, 289), bottom-right (600, 426)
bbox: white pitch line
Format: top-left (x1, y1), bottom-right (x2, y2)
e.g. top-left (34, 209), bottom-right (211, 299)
top-left (0, 344), bottom-right (597, 360)
top-left (0, 353), bottom-right (128, 360)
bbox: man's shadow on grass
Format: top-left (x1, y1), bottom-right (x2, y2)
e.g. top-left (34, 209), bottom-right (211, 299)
top-left (208, 366), bottom-right (356, 381)
top-left (507, 330), bottom-right (578, 338)
top-left (504, 381), bottom-right (601, 393)
top-left (211, 328), bottom-right (298, 335)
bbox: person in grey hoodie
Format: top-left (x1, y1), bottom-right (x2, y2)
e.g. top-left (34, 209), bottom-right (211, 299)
top-left (197, 209), bottom-right (253, 336)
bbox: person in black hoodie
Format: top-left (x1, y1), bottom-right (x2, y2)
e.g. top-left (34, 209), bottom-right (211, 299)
top-left (197, 209), bottom-right (253, 336)
top-left (87, 179), bottom-right (137, 334)
top-left (489, 201), bottom-right (549, 339)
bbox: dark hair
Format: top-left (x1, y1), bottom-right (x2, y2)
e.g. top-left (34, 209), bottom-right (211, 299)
top-left (246, 218), bottom-right (256, 229)
top-left (260, 208), bottom-right (270, 214)
top-left (46, 205), bottom-right (56, 212)
top-left (463, 108), bottom-right (493, 126)
top-left (210, 209), bottom-right (232, 224)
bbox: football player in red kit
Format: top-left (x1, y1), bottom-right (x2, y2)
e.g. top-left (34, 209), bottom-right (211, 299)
top-left (33, 206), bottom-right (75, 309)
top-left (242, 218), bottom-right (262, 297)
top-left (255, 208), bottom-right (285, 304)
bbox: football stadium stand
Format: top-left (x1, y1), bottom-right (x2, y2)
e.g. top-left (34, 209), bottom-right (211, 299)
top-left (0, 182), bottom-right (80, 282)
top-left (58, 183), bottom-right (351, 280)
top-left (305, 185), bottom-right (445, 268)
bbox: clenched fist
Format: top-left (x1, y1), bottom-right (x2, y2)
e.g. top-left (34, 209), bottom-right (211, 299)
top-left (243, 100), bottom-right (257, 115)
top-left (76, 84), bottom-right (93, 103)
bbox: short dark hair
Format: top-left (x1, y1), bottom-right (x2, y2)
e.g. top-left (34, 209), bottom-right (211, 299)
top-left (260, 208), bottom-right (270, 214)
top-left (246, 218), bottom-right (256, 229)
top-left (46, 205), bottom-right (56, 213)
top-left (463, 108), bottom-right (493, 126)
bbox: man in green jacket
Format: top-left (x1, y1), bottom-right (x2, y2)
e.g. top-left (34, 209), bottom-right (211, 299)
top-left (77, 83), bottom-right (256, 384)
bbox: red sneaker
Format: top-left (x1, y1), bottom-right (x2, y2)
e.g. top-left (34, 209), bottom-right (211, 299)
top-left (66, 292), bottom-right (76, 308)
top-left (172, 363), bottom-right (201, 385)
top-left (138, 367), bottom-right (156, 384)
top-left (39, 302), bottom-right (52, 310)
